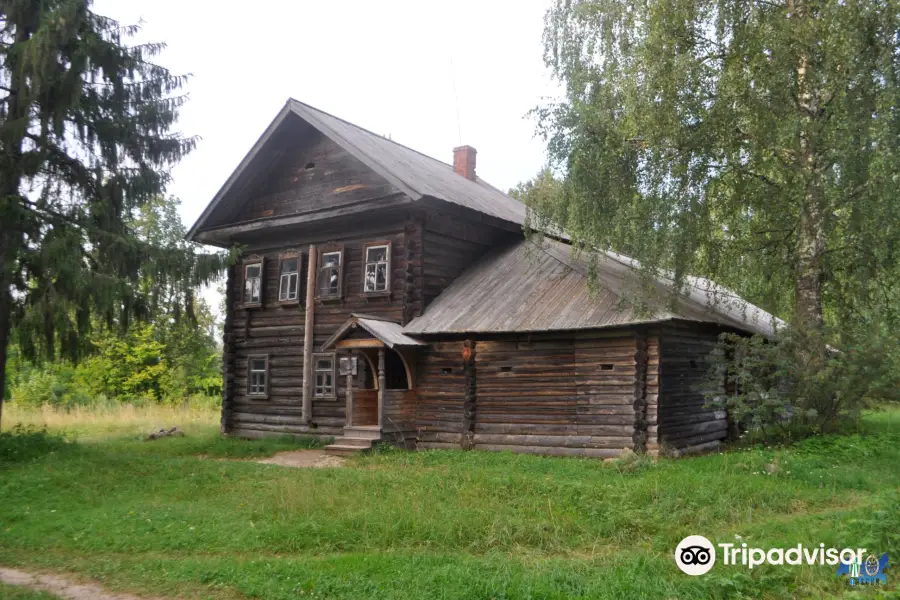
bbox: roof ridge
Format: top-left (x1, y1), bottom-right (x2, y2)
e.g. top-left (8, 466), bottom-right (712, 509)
top-left (289, 98), bottom-right (458, 171)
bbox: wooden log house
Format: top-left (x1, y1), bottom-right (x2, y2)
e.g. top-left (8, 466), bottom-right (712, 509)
top-left (187, 99), bottom-right (780, 458)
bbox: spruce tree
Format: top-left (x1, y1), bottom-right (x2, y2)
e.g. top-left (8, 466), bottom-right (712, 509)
top-left (532, 0), bottom-right (900, 354)
top-left (0, 0), bottom-right (224, 425)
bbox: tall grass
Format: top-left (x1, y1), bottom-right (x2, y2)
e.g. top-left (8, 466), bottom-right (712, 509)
top-left (2, 399), bottom-right (221, 440)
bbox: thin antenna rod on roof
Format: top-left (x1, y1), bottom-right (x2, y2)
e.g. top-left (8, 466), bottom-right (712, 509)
top-left (450, 57), bottom-right (463, 145)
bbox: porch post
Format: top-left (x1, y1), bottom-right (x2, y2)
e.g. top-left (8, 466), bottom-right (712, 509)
top-left (377, 348), bottom-right (386, 430)
top-left (345, 352), bottom-right (354, 428)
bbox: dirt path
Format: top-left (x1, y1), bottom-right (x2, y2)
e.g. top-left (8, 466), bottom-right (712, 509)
top-left (0, 567), bottom-right (168, 600)
top-left (255, 449), bottom-right (345, 468)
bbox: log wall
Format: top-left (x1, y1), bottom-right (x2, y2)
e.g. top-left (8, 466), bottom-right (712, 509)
top-left (225, 205), bottom-right (506, 441)
top-left (415, 331), bottom-right (644, 458)
top-left (228, 221), bottom-right (416, 439)
top-left (422, 210), bottom-right (517, 308)
top-left (656, 321), bottom-right (728, 455)
top-left (383, 389), bottom-right (417, 441)
top-left (415, 341), bottom-right (467, 449)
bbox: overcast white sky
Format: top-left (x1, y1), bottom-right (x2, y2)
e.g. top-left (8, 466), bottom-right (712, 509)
top-left (94, 0), bottom-right (560, 231)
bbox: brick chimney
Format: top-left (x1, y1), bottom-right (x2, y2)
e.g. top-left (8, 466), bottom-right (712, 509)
top-left (453, 145), bottom-right (477, 181)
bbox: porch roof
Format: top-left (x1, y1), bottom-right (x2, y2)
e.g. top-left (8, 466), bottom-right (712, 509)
top-left (321, 314), bottom-right (427, 351)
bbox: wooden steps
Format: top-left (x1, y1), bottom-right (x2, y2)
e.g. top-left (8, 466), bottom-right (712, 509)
top-left (324, 425), bottom-right (381, 456)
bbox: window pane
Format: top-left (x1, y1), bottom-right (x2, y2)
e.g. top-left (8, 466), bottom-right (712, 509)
top-left (245, 278), bottom-right (255, 301)
top-left (246, 264), bottom-right (261, 279)
top-left (281, 258), bottom-right (298, 274)
top-left (318, 269), bottom-right (331, 294)
top-left (375, 263), bottom-right (387, 290)
top-left (280, 272), bottom-right (297, 301)
top-left (365, 263), bottom-right (377, 292)
top-left (366, 246), bottom-right (387, 263)
top-left (250, 278), bottom-right (261, 302)
top-left (322, 252), bottom-right (341, 267)
top-left (318, 266), bottom-right (339, 296)
top-left (251, 359), bottom-right (266, 371)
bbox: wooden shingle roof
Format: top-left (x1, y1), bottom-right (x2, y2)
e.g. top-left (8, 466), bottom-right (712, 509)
top-left (403, 238), bottom-right (781, 337)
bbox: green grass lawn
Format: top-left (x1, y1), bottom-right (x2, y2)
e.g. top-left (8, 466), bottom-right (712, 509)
top-left (0, 583), bottom-right (60, 599)
top-left (0, 407), bottom-right (897, 600)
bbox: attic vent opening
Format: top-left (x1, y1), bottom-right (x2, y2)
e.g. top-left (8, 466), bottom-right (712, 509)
top-left (304, 162), bottom-right (316, 170)
top-left (441, 367), bottom-right (453, 374)
top-left (500, 366), bottom-right (513, 373)
top-left (600, 364), bottom-right (614, 371)
top-left (689, 360), bottom-right (698, 369)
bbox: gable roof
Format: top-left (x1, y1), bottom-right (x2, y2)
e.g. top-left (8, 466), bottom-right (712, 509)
top-left (322, 314), bottom-right (426, 351)
top-left (403, 238), bottom-right (782, 337)
top-left (186, 99), bottom-right (526, 241)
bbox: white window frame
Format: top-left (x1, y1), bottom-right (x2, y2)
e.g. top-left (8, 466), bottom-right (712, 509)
top-left (362, 241), bottom-right (391, 294)
top-left (313, 352), bottom-right (336, 399)
top-left (247, 354), bottom-right (269, 398)
top-left (243, 261), bottom-right (263, 307)
top-left (278, 254), bottom-right (300, 303)
top-left (317, 247), bottom-right (343, 300)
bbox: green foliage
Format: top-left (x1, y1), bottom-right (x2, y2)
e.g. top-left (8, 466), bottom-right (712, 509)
top-left (0, 409), bottom-right (897, 598)
top-left (10, 362), bottom-right (92, 408)
top-left (0, 1), bottom-right (233, 411)
top-left (0, 425), bottom-right (71, 464)
top-left (705, 330), bottom-right (900, 440)
top-left (7, 193), bottom-right (224, 407)
top-left (11, 313), bottom-right (221, 407)
top-left (530, 0), bottom-right (900, 335)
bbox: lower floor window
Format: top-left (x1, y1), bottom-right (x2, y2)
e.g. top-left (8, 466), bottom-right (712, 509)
top-left (314, 353), bottom-right (335, 398)
top-left (248, 355), bottom-right (268, 397)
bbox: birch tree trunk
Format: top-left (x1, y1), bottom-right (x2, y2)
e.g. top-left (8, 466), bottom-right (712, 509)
top-left (791, 0), bottom-right (826, 351)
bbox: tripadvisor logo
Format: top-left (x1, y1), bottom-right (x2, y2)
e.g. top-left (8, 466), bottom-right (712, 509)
top-left (675, 535), bottom-right (716, 576)
top-left (674, 535), bottom-right (878, 578)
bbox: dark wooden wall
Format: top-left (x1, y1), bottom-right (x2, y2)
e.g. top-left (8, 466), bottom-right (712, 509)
top-left (414, 331), bottom-right (646, 457)
top-left (415, 341), bottom-right (467, 448)
top-left (226, 221), bottom-right (416, 439)
top-left (421, 210), bottom-right (517, 308)
top-left (382, 389), bottom-right (417, 442)
top-left (655, 321), bottom-right (728, 455)
top-left (235, 129), bottom-right (398, 222)
top-left (223, 206), bottom-right (515, 440)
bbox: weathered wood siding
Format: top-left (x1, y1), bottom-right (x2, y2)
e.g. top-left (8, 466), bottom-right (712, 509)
top-left (422, 210), bottom-right (516, 308)
top-left (383, 389), bottom-right (417, 439)
top-left (644, 336), bottom-right (661, 455)
top-left (227, 221), bottom-right (422, 439)
top-left (235, 129), bottom-right (399, 222)
top-left (415, 341), bottom-right (466, 448)
top-left (657, 322), bottom-right (728, 455)
top-left (415, 331), bottom-right (643, 457)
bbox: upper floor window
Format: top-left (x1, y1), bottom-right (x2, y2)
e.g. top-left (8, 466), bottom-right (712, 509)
top-left (243, 261), bottom-right (263, 306)
top-left (317, 248), bottom-right (343, 299)
top-left (363, 242), bottom-right (391, 293)
top-left (279, 255), bottom-right (300, 303)
top-left (314, 353), bottom-right (336, 398)
top-left (248, 354), bottom-right (269, 397)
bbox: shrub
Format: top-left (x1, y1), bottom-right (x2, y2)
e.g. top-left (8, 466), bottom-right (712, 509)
top-left (704, 328), bottom-right (900, 441)
top-left (11, 362), bottom-right (93, 408)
